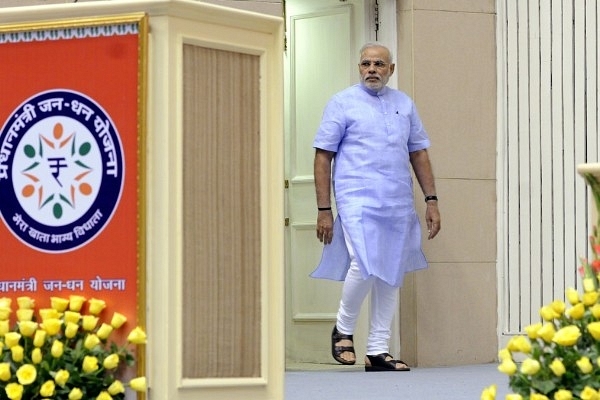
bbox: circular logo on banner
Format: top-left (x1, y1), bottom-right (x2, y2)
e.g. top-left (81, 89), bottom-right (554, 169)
top-left (0, 89), bottom-right (124, 253)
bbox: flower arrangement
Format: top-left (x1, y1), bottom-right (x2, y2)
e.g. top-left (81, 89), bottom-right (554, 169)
top-left (482, 168), bottom-right (600, 400)
top-left (0, 295), bottom-right (147, 400)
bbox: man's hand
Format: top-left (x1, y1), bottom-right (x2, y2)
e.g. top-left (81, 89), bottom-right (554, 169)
top-left (409, 149), bottom-right (441, 240)
top-left (316, 210), bottom-right (334, 244)
top-left (314, 148), bottom-right (335, 244)
top-left (425, 202), bottom-right (441, 239)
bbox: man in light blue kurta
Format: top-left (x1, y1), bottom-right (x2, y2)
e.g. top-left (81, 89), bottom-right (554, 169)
top-left (312, 43), bottom-right (441, 371)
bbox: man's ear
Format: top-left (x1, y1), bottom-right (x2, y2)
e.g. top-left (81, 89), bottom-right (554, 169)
top-left (389, 63), bottom-right (396, 75)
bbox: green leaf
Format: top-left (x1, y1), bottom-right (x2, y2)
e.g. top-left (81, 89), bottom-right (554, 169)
top-left (531, 378), bottom-right (556, 394)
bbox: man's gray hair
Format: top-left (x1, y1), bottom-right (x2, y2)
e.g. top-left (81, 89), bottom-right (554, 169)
top-left (359, 42), bottom-right (394, 63)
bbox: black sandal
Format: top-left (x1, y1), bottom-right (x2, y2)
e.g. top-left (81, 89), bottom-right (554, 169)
top-left (365, 353), bottom-right (410, 372)
top-left (331, 325), bottom-right (356, 365)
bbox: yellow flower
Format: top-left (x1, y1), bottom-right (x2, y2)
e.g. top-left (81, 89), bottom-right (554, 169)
top-left (82, 315), bottom-right (99, 331)
top-left (553, 325), bottom-right (581, 346)
top-left (5, 382), bottom-right (23, 400)
top-left (31, 348), bottom-right (42, 364)
top-left (498, 348), bottom-right (512, 362)
top-left (65, 322), bottom-right (79, 339)
top-left (18, 321), bottom-right (37, 337)
top-left (583, 291), bottom-right (599, 306)
top-left (96, 391), bottom-right (112, 400)
top-left (64, 311), bottom-right (81, 325)
top-left (129, 377), bottom-right (147, 392)
top-left (127, 326), bottom-right (147, 344)
top-left (84, 334), bottom-right (101, 350)
top-left (4, 332), bottom-right (21, 348)
top-left (0, 297), bottom-right (144, 400)
top-left (583, 278), bottom-right (596, 292)
top-left (524, 323), bottom-right (542, 339)
top-left (481, 384), bottom-right (496, 400)
top-left (110, 312), bottom-right (127, 329)
top-left (0, 363), bottom-right (11, 381)
top-left (39, 380), bottom-right (55, 397)
top-left (50, 297), bottom-right (69, 312)
top-left (567, 303), bottom-right (586, 320)
top-left (549, 358), bottom-right (566, 376)
top-left (16, 309), bottom-right (33, 322)
top-left (33, 329), bottom-right (47, 347)
top-left (103, 353), bottom-right (120, 370)
top-left (580, 386), bottom-right (599, 400)
top-left (38, 308), bottom-right (60, 321)
top-left (520, 358), bottom-right (541, 375)
top-left (480, 385), bottom-right (495, 400)
top-left (566, 287), bottom-right (581, 304)
top-left (540, 305), bottom-right (559, 321)
top-left (553, 389), bottom-right (573, 400)
top-left (507, 336), bottom-right (531, 353)
top-left (51, 340), bottom-right (64, 358)
top-left (0, 307), bottom-right (11, 321)
top-left (505, 395), bottom-right (523, 400)
top-left (11, 345), bottom-right (24, 362)
top-left (88, 298), bottom-right (106, 315)
top-left (538, 323), bottom-right (556, 343)
top-left (108, 380), bottom-right (125, 395)
top-left (0, 298), bottom-right (11, 309)
top-left (54, 369), bottom-right (70, 387)
top-left (41, 318), bottom-right (62, 336)
top-left (588, 322), bottom-right (600, 340)
top-left (82, 356), bottom-right (99, 373)
top-left (68, 388), bottom-right (83, 400)
top-left (68, 295), bottom-right (86, 311)
top-left (498, 359), bottom-right (517, 375)
top-left (16, 364), bottom-right (36, 385)
top-left (16, 296), bottom-right (34, 310)
top-left (530, 394), bottom-right (549, 400)
top-left (551, 300), bottom-right (566, 315)
top-left (577, 356), bottom-right (593, 373)
top-left (0, 320), bottom-right (9, 336)
top-left (505, 337), bottom-right (520, 352)
top-left (592, 303), bottom-right (600, 318)
top-left (97, 323), bottom-right (114, 340)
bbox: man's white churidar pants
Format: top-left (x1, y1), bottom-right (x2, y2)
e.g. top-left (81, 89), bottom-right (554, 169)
top-left (336, 226), bottom-right (399, 356)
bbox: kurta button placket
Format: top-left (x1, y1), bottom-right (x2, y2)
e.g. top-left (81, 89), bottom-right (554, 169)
top-left (378, 95), bottom-right (393, 134)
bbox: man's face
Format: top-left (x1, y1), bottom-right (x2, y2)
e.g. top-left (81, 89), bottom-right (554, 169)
top-left (358, 46), bottom-right (395, 92)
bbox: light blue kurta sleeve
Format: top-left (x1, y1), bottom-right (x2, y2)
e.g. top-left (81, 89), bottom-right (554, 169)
top-left (313, 95), bottom-right (345, 152)
top-left (407, 101), bottom-right (430, 152)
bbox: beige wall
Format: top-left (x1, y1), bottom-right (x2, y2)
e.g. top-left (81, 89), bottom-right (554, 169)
top-left (398, 0), bottom-right (498, 366)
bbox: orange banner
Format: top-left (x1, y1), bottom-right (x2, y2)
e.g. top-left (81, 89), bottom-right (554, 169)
top-left (0, 15), bottom-right (146, 333)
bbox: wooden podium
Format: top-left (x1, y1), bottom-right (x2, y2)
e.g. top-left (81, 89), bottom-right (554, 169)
top-left (0, 1), bottom-right (284, 399)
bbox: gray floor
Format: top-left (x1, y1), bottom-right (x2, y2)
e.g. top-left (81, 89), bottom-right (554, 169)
top-left (286, 362), bottom-right (511, 400)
